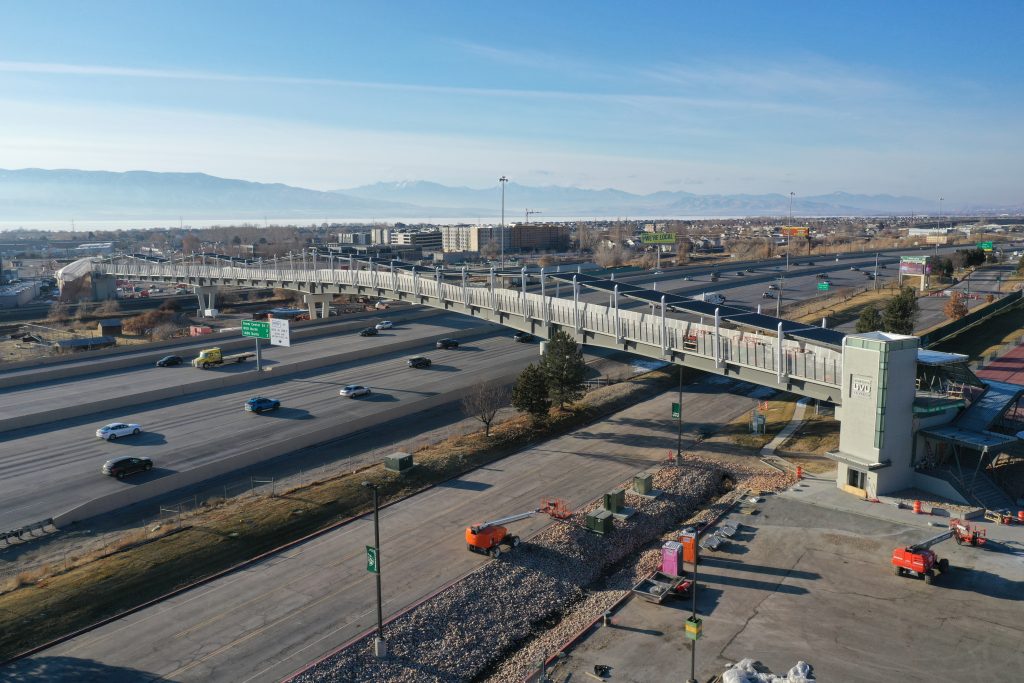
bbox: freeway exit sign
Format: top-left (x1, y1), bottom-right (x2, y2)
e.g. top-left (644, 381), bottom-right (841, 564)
top-left (978, 241), bottom-right (993, 251)
top-left (241, 319), bottom-right (270, 339)
top-left (366, 545), bottom-right (379, 574)
top-left (672, 402), bottom-right (681, 419)
top-left (817, 282), bottom-right (830, 291)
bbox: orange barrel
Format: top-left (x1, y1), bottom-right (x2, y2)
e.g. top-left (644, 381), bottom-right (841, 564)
top-left (913, 500), bottom-right (922, 514)
top-left (1018, 510), bottom-right (1024, 524)
top-left (795, 466), bottom-right (803, 480)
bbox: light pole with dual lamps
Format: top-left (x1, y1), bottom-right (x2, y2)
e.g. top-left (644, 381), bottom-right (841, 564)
top-left (499, 176), bottom-right (509, 269)
top-left (362, 481), bottom-right (386, 658)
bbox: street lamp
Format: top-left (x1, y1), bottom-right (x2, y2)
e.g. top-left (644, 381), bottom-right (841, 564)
top-left (362, 481), bottom-right (386, 658)
top-left (776, 276), bottom-right (784, 318)
top-left (787, 192), bottom-right (795, 270)
top-left (498, 176), bottom-right (509, 269)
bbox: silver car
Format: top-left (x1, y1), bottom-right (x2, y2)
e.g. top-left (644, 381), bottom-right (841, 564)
top-left (96, 422), bottom-right (143, 441)
top-left (340, 384), bottom-right (371, 398)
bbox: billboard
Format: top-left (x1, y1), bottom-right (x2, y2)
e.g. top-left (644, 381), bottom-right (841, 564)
top-left (900, 255), bottom-right (930, 276)
top-left (780, 226), bottom-right (809, 238)
top-left (640, 232), bottom-right (677, 244)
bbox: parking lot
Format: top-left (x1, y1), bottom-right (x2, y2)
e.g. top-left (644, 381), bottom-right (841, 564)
top-left (554, 476), bottom-right (1024, 682)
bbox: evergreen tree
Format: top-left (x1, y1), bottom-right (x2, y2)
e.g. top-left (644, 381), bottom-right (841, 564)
top-left (539, 330), bottom-right (586, 408)
top-left (511, 363), bottom-right (551, 424)
top-left (882, 287), bottom-right (919, 335)
top-left (855, 305), bottom-right (882, 333)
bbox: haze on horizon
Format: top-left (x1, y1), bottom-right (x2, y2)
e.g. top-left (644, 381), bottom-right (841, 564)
top-left (0, 1), bottom-right (1022, 205)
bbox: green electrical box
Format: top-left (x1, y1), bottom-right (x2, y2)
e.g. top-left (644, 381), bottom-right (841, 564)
top-left (603, 488), bottom-right (625, 513)
top-left (586, 509), bottom-right (613, 535)
top-left (633, 472), bottom-right (653, 496)
top-left (384, 452), bottom-right (414, 472)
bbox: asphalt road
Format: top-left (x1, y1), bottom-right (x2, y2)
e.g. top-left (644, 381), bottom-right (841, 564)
top-left (8, 377), bottom-right (770, 683)
top-left (0, 325), bottom-right (540, 532)
top-left (0, 313), bottom-right (482, 424)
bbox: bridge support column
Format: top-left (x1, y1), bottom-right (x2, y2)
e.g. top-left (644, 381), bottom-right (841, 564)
top-left (303, 293), bottom-right (333, 319)
top-left (832, 333), bottom-right (919, 497)
top-left (196, 286), bottom-right (217, 313)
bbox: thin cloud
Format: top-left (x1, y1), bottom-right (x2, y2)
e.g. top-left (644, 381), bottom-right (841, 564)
top-left (0, 60), bottom-right (821, 114)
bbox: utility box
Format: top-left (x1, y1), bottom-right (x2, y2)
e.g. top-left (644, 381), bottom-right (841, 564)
top-left (662, 541), bottom-right (683, 576)
top-left (678, 527), bottom-right (698, 565)
top-left (384, 452), bottom-right (414, 473)
top-left (603, 488), bottom-right (625, 514)
top-left (633, 472), bottom-right (653, 496)
top-left (586, 509), bottom-right (613, 535)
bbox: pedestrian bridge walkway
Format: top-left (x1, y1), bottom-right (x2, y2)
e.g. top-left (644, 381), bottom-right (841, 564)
top-left (92, 255), bottom-right (844, 403)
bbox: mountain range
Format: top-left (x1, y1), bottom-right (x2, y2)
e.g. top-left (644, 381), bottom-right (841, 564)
top-left (0, 168), bottom-right (1013, 222)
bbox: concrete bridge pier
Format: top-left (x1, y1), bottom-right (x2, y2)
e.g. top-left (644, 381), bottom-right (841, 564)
top-left (196, 286), bottom-right (218, 313)
top-left (303, 293), bottom-right (333, 319)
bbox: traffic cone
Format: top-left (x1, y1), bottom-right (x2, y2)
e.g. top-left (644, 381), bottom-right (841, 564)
top-left (913, 500), bottom-right (922, 514)
top-left (1018, 510), bottom-right (1023, 524)
top-left (795, 466), bottom-right (803, 480)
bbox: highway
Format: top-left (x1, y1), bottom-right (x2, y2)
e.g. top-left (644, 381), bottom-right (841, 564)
top-left (8, 376), bottom-right (769, 683)
top-left (0, 318), bottom-right (539, 531)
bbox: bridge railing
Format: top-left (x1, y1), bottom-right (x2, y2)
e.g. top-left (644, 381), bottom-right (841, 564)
top-left (96, 258), bottom-right (842, 389)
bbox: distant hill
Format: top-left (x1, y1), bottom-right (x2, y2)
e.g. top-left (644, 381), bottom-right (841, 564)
top-left (0, 168), bottom-right (1009, 221)
top-left (0, 169), bottom-right (413, 221)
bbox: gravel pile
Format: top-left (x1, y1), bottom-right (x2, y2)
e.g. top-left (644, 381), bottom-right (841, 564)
top-left (294, 461), bottom-right (725, 683)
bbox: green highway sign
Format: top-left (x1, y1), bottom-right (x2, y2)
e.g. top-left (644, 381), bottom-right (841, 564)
top-left (641, 232), bottom-right (677, 245)
top-left (366, 545), bottom-right (379, 574)
top-left (901, 256), bottom-right (928, 264)
top-left (817, 282), bottom-right (830, 291)
top-left (241, 319), bottom-right (270, 339)
top-left (978, 241), bottom-right (994, 251)
top-left (672, 402), bottom-right (681, 419)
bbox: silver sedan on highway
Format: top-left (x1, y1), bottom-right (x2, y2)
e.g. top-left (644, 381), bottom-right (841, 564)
top-left (340, 384), bottom-right (371, 398)
top-left (95, 422), bottom-right (143, 441)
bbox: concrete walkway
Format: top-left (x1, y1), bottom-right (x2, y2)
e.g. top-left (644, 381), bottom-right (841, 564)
top-left (759, 397), bottom-right (811, 457)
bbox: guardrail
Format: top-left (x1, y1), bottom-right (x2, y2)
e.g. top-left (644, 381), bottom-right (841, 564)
top-left (0, 518), bottom-right (56, 547)
top-left (921, 290), bottom-right (1023, 348)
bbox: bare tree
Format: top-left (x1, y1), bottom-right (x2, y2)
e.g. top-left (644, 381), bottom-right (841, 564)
top-left (95, 299), bottom-right (122, 316)
top-left (462, 381), bottom-right (510, 436)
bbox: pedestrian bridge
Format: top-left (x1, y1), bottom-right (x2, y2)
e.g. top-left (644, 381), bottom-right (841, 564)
top-left (93, 255), bottom-right (844, 403)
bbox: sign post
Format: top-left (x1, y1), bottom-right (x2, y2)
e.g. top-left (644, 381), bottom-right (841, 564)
top-left (366, 545), bottom-right (379, 574)
top-left (241, 319), bottom-right (270, 371)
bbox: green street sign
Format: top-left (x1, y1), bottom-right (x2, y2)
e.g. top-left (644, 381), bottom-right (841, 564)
top-left (366, 545), bottom-right (379, 574)
top-left (672, 402), bottom-right (681, 419)
top-left (641, 232), bottom-right (677, 245)
top-left (241, 319), bottom-right (270, 339)
top-left (978, 241), bottom-right (993, 251)
top-left (817, 282), bottom-right (830, 291)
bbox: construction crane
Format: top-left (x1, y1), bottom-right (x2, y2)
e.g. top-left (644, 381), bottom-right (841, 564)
top-left (891, 530), bottom-right (952, 584)
top-left (465, 499), bottom-right (569, 558)
top-left (525, 209), bottom-right (541, 224)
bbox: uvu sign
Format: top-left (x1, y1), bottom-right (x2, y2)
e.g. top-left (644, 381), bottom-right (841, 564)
top-left (850, 375), bottom-right (872, 399)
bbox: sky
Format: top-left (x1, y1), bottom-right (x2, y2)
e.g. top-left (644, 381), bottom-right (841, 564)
top-left (0, 1), bottom-right (1022, 204)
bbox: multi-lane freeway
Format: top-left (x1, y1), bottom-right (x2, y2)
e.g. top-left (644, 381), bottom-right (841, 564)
top-left (0, 314), bottom-right (537, 531)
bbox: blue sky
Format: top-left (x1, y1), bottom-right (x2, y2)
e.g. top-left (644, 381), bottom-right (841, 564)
top-left (1, 1), bottom-right (1021, 204)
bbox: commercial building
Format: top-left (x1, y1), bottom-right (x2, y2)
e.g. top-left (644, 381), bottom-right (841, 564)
top-left (438, 223), bottom-right (569, 253)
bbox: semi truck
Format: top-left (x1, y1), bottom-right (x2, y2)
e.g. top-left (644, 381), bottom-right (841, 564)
top-left (693, 292), bottom-right (726, 305)
top-left (192, 347), bottom-right (255, 369)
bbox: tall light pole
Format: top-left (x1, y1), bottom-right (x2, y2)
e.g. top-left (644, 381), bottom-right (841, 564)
top-left (776, 276), bottom-right (784, 318)
top-left (499, 176), bottom-right (509, 269)
top-left (788, 192), bottom-right (795, 270)
top-left (362, 481), bottom-right (386, 658)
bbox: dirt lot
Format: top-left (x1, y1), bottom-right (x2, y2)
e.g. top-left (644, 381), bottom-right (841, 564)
top-left (553, 476), bottom-right (1024, 683)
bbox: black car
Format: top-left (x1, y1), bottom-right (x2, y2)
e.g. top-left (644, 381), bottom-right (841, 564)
top-left (156, 355), bottom-right (183, 367)
top-left (359, 327), bottom-right (379, 337)
top-left (102, 456), bottom-right (153, 480)
top-left (735, 271), bottom-right (745, 276)
top-left (761, 291), bottom-right (775, 299)
top-left (513, 331), bottom-right (535, 343)
top-left (709, 273), bottom-right (720, 281)
top-left (436, 338), bottom-right (460, 350)
top-left (407, 355), bottom-right (432, 368)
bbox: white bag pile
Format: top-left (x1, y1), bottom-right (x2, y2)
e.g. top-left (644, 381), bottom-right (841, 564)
top-left (722, 658), bottom-right (815, 683)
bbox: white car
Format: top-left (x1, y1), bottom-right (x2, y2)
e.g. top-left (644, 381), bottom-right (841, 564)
top-left (375, 321), bottom-right (394, 330)
top-left (340, 384), bottom-right (371, 398)
top-left (96, 422), bottom-right (143, 441)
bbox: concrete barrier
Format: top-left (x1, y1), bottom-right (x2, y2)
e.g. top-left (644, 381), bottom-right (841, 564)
top-left (0, 308), bottom-right (446, 389)
top-left (52, 357), bottom-right (525, 527)
top-left (0, 322), bottom-right (499, 433)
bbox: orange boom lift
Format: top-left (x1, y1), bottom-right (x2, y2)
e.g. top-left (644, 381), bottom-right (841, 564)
top-left (465, 499), bottom-right (568, 558)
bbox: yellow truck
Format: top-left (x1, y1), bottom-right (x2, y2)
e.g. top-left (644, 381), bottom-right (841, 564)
top-left (192, 347), bottom-right (255, 369)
